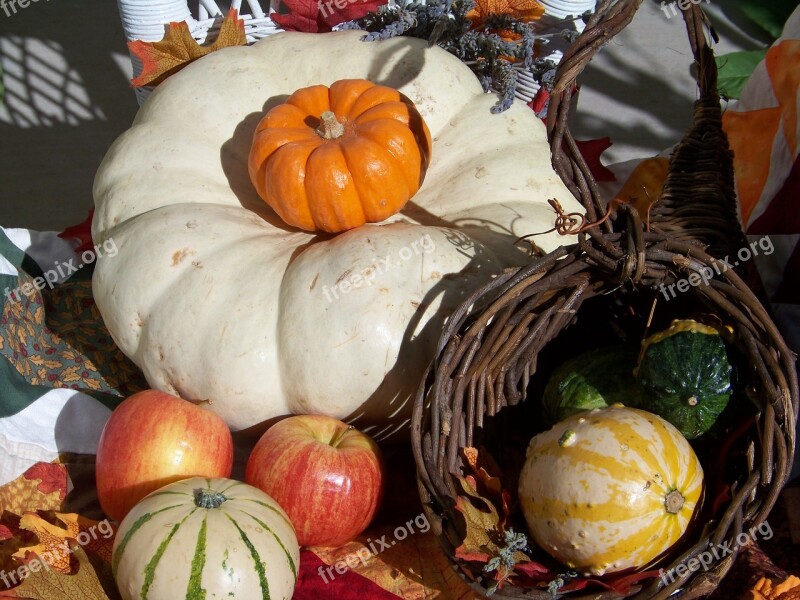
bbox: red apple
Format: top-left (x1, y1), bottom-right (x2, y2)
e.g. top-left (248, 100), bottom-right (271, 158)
top-left (245, 415), bottom-right (384, 547)
top-left (96, 390), bottom-right (233, 521)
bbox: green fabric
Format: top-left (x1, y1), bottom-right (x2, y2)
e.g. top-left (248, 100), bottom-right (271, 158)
top-left (0, 232), bottom-right (145, 421)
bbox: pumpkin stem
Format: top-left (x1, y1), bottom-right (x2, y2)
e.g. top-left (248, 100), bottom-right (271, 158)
top-left (686, 396), bottom-right (699, 406)
top-left (664, 490), bottom-right (685, 514)
top-left (194, 488), bottom-right (227, 509)
top-left (316, 111), bottom-right (345, 140)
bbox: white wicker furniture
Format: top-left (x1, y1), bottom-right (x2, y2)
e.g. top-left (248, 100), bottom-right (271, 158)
top-left (118, 0), bottom-right (282, 103)
top-left (117, 0), bottom-right (596, 105)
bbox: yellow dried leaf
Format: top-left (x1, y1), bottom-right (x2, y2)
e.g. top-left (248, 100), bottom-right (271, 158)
top-left (2, 544), bottom-right (112, 600)
top-left (12, 513), bottom-right (115, 575)
top-left (13, 514), bottom-right (80, 573)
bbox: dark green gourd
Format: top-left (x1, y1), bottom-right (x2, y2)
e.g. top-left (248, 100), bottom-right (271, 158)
top-left (634, 319), bottom-right (733, 439)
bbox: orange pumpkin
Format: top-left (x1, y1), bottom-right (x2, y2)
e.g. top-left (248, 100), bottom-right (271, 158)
top-left (248, 79), bottom-right (433, 233)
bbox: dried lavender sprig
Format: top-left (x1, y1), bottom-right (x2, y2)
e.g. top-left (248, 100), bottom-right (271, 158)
top-left (338, 0), bottom-right (590, 112)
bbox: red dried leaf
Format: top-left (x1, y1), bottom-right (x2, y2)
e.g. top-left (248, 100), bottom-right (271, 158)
top-left (23, 463), bottom-right (67, 501)
top-left (0, 525), bottom-right (13, 541)
top-left (513, 560), bottom-right (550, 578)
top-left (527, 88), bottom-right (549, 116)
top-left (273, 0), bottom-right (387, 33)
top-left (574, 137), bottom-right (616, 182)
top-left (58, 209), bottom-right (94, 256)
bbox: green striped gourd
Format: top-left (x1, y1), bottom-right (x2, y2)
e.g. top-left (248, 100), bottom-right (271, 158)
top-left (518, 405), bottom-right (704, 576)
top-left (112, 477), bottom-right (299, 600)
top-left (541, 346), bottom-right (642, 427)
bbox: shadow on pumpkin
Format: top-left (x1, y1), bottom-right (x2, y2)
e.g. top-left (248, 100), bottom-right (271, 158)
top-left (364, 40), bottom-right (427, 93)
top-left (220, 97), bottom-right (299, 232)
top-left (339, 203), bottom-right (536, 443)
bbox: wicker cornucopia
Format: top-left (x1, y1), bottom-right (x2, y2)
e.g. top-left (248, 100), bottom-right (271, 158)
top-left (411, 1), bottom-right (798, 598)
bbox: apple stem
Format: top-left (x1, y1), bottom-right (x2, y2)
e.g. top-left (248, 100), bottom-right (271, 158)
top-left (194, 488), bottom-right (227, 509)
top-left (330, 425), bottom-right (354, 448)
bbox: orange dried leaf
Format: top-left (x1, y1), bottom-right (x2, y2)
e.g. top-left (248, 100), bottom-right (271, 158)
top-left (749, 575), bottom-right (800, 600)
top-left (129, 8), bottom-right (246, 87)
top-left (614, 157), bottom-right (670, 219)
top-left (461, 447), bottom-right (510, 526)
top-left (467, 0), bottom-right (544, 27)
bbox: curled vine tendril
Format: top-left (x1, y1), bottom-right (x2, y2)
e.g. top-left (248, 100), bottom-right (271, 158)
top-left (515, 197), bottom-right (626, 250)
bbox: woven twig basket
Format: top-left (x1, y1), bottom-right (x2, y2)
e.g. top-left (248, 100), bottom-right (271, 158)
top-left (410, 1), bottom-right (798, 598)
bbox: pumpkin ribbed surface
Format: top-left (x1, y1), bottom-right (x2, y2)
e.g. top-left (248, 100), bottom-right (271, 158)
top-left (112, 477), bottom-right (299, 600)
top-left (518, 405), bottom-right (703, 576)
top-left (248, 79), bottom-right (432, 233)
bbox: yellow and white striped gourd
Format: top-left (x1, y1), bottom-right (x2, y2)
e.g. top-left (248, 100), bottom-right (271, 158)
top-left (113, 477), bottom-right (299, 600)
top-left (518, 405), bottom-right (703, 576)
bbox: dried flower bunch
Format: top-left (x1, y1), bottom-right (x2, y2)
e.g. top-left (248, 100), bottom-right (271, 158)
top-left (340, 0), bottom-right (589, 112)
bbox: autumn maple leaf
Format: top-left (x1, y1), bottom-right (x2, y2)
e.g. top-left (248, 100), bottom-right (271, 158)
top-left (22, 463), bottom-right (67, 502)
top-left (613, 156), bottom-right (669, 220)
top-left (129, 9), bottom-right (246, 87)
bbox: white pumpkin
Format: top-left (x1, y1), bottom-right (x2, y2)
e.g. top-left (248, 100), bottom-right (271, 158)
top-left (112, 477), bottom-right (299, 600)
top-left (91, 31), bottom-right (583, 440)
